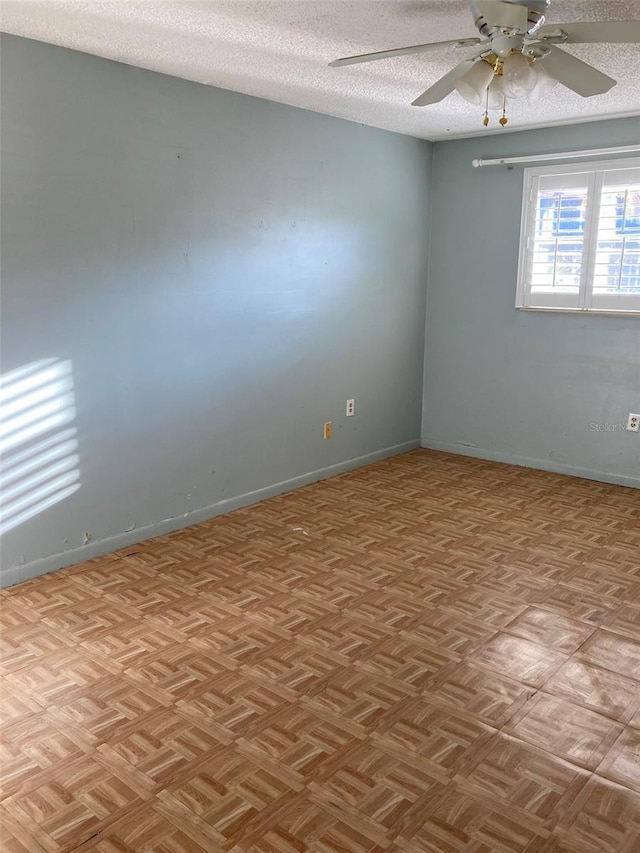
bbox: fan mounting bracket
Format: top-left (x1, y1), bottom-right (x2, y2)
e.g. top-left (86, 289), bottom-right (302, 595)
top-left (535, 29), bottom-right (570, 44)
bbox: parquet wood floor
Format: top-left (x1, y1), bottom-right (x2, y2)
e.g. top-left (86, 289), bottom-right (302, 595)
top-left (1, 449), bottom-right (639, 852)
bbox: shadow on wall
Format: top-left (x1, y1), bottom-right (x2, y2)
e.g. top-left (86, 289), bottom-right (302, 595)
top-left (0, 359), bottom-right (80, 534)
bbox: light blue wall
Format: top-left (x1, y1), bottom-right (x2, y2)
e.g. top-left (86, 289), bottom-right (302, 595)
top-left (0, 34), bottom-right (431, 584)
top-left (422, 118), bottom-right (640, 487)
top-left (4, 36), bottom-right (637, 587)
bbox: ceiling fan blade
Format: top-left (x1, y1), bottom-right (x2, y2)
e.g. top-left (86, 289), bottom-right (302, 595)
top-left (537, 20), bottom-right (640, 44)
top-left (412, 59), bottom-right (477, 106)
top-left (539, 45), bottom-right (616, 97)
top-left (329, 38), bottom-right (480, 67)
top-left (475, 1), bottom-right (528, 31)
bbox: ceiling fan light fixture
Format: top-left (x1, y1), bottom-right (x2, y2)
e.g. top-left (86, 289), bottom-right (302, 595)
top-left (455, 59), bottom-right (495, 105)
top-left (501, 51), bottom-right (537, 98)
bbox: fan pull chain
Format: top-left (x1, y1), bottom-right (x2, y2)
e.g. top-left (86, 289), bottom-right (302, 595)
top-left (483, 87), bottom-right (490, 127)
top-left (500, 97), bottom-right (508, 127)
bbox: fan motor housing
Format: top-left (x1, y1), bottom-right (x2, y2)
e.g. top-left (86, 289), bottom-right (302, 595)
top-left (470, 0), bottom-right (551, 36)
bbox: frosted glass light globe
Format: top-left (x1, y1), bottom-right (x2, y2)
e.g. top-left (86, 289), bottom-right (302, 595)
top-left (501, 52), bottom-right (537, 99)
top-left (455, 60), bottom-right (495, 105)
top-left (487, 77), bottom-right (505, 110)
top-left (527, 64), bottom-right (559, 103)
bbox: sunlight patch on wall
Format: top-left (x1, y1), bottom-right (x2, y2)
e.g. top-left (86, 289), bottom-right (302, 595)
top-left (0, 359), bottom-right (80, 534)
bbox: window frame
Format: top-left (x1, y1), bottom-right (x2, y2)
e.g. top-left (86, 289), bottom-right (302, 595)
top-left (516, 157), bottom-right (640, 315)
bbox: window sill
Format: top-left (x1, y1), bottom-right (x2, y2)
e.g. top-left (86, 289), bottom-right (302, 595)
top-left (516, 306), bottom-right (640, 317)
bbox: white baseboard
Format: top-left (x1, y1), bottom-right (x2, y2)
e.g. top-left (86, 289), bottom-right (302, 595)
top-left (420, 438), bottom-right (640, 490)
top-left (2, 440), bottom-right (420, 588)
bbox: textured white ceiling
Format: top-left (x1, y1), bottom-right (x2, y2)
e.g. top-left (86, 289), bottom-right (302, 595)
top-left (1, 0), bottom-right (639, 140)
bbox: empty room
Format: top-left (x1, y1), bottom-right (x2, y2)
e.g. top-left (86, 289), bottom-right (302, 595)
top-left (1, 1), bottom-right (639, 851)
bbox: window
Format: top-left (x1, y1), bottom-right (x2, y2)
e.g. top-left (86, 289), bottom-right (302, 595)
top-left (517, 158), bottom-right (640, 313)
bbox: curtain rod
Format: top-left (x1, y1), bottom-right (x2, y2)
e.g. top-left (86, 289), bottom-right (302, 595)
top-left (472, 144), bottom-right (640, 168)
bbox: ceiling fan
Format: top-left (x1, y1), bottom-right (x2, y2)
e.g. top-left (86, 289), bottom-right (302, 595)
top-left (329, 1), bottom-right (640, 126)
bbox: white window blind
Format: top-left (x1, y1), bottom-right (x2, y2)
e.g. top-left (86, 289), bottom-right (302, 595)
top-left (517, 158), bottom-right (640, 314)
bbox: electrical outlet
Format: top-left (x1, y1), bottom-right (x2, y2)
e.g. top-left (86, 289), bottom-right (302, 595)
top-left (323, 421), bottom-right (333, 439)
top-left (346, 399), bottom-right (355, 417)
top-left (627, 413), bottom-right (640, 433)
